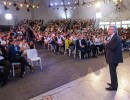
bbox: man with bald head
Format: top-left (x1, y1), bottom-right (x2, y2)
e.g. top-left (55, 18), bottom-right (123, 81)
top-left (104, 25), bottom-right (123, 91)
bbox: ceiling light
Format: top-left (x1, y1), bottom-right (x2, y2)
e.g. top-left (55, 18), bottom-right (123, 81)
top-left (55, 2), bottom-right (57, 5)
top-left (20, 4), bottom-right (23, 7)
top-left (33, 5), bottom-right (35, 8)
top-left (9, 2), bottom-right (12, 5)
top-left (87, 5), bottom-right (90, 7)
top-left (5, 14), bottom-right (12, 20)
top-left (3, 2), bottom-right (7, 5)
top-left (96, 1), bottom-right (101, 8)
top-left (96, 12), bottom-right (102, 18)
top-left (50, 3), bottom-right (53, 6)
top-left (104, 0), bottom-right (110, 3)
top-left (26, 4), bottom-right (29, 7)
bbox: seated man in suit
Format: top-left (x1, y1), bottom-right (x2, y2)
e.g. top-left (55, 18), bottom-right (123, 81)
top-left (76, 35), bottom-right (90, 59)
top-left (0, 44), bottom-right (11, 86)
top-left (9, 40), bottom-right (36, 78)
top-left (86, 37), bottom-right (97, 58)
top-left (55, 33), bottom-right (64, 54)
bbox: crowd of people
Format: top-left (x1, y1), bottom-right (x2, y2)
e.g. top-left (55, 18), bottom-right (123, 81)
top-left (0, 19), bottom-right (130, 87)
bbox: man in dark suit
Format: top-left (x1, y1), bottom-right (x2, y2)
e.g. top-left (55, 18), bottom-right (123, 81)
top-left (9, 40), bottom-right (36, 78)
top-left (76, 35), bottom-right (90, 59)
top-left (0, 43), bottom-right (11, 86)
top-left (104, 25), bottom-right (123, 91)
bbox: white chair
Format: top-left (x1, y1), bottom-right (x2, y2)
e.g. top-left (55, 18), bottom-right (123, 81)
top-left (27, 49), bottom-right (42, 70)
top-left (48, 44), bottom-right (55, 52)
top-left (12, 62), bottom-right (21, 77)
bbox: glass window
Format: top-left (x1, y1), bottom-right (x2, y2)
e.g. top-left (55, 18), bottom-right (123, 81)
top-left (110, 22), bottom-right (115, 25)
top-left (116, 25), bottom-right (121, 28)
top-left (122, 25), bottom-right (128, 28)
top-left (99, 22), bottom-right (110, 25)
top-left (128, 25), bottom-right (130, 27)
top-left (122, 21), bottom-right (130, 24)
top-left (99, 25), bottom-right (104, 29)
top-left (105, 25), bottom-right (109, 29)
top-left (116, 22), bottom-right (121, 24)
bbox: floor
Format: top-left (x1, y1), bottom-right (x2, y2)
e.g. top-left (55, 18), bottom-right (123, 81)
top-left (0, 49), bottom-right (130, 100)
top-left (30, 56), bottom-right (130, 100)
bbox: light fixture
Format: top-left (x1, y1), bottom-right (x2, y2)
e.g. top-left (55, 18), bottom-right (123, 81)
top-left (65, 8), bottom-right (67, 11)
top-left (87, 5), bottom-right (90, 7)
top-left (50, 3), bottom-right (53, 6)
top-left (96, 12), bottom-right (102, 18)
top-left (77, 0), bottom-right (79, 6)
top-left (55, 2), bottom-right (57, 5)
top-left (4, 6), bottom-right (9, 10)
top-left (26, 4), bottom-right (29, 7)
top-left (16, 7), bottom-right (20, 11)
top-left (82, 0), bottom-right (86, 6)
top-left (20, 4), bottom-right (23, 7)
top-left (3, 2), bottom-right (7, 5)
top-left (87, 3), bottom-right (93, 7)
top-left (61, 2), bottom-right (63, 5)
top-left (37, 6), bottom-right (39, 8)
top-left (5, 14), bottom-right (12, 20)
top-left (68, 2), bottom-right (70, 5)
top-left (104, 0), bottom-right (110, 3)
top-left (1, 0), bottom-right (39, 11)
top-left (96, 1), bottom-right (101, 8)
top-left (13, 2), bottom-right (17, 7)
top-left (33, 5), bottom-right (35, 8)
top-left (8, 2), bottom-right (12, 5)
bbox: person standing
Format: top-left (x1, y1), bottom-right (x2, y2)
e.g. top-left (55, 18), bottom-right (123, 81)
top-left (104, 25), bottom-right (123, 91)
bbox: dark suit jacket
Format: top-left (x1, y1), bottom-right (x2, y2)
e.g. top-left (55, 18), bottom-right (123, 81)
top-left (105, 34), bottom-right (123, 64)
top-left (8, 44), bottom-right (23, 62)
top-left (76, 39), bottom-right (87, 49)
top-left (0, 45), bottom-right (8, 60)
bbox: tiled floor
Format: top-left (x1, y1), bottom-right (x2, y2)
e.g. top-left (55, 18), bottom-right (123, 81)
top-left (30, 57), bottom-right (130, 100)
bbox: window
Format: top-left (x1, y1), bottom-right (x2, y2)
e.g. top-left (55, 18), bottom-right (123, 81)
top-left (122, 21), bottom-right (130, 24)
top-left (122, 25), bottom-right (128, 28)
top-left (99, 25), bottom-right (104, 29)
top-left (116, 25), bottom-right (121, 28)
top-left (116, 22), bottom-right (121, 24)
top-left (99, 22), bottom-right (109, 25)
top-left (110, 22), bottom-right (115, 25)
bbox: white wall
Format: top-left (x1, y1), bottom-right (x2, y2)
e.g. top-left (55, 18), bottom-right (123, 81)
top-left (34, 0), bottom-right (67, 24)
top-left (0, 1), bottom-right (32, 25)
top-left (1, 0), bottom-right (130, 26)
top-left (34, 0), bottom-right (117, 22)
